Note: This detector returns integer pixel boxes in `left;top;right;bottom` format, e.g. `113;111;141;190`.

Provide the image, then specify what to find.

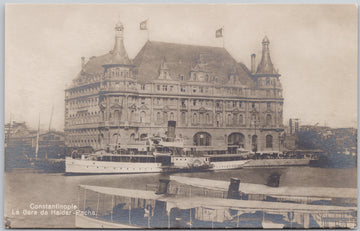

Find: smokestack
81;57;85;70
251;54;256;74
155;179;170;195
167;120;176;142
227;177;241;199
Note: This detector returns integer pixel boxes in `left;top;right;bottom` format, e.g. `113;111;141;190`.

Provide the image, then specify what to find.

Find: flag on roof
216;28;223;38
140;20;148;30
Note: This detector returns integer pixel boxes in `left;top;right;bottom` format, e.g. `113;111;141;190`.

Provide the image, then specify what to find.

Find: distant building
5;121;65;159
288;118;300;134
332;128;357;156
64;21;285;152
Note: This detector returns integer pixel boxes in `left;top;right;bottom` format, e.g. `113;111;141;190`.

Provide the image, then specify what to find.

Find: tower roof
256;36;279;76
106;21;131;66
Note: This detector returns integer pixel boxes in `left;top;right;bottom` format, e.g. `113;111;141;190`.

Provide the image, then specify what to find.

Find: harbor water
4;166;357;228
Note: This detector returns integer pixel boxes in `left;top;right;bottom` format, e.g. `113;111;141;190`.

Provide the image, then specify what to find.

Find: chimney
227;177;241;199
81;57;85;70
251;54;256;74
155;178;170;195
167;121;176;142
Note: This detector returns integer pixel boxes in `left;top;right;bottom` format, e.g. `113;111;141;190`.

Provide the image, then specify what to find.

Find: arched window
193;113;198;124
252;135;258;152
130;110;135;122
239;114;244;125
228;133;245;148
170;112;174;120
266;135;273;148
216;113;221;127
227;114;232;126
156;112;161;122
140;111;146;123
233;114;237;125
266;77;270;85
114;110;120;121
194;132;211;146
181;112;186;124
266;114;272;126
206;113;210;124
163;112;168;122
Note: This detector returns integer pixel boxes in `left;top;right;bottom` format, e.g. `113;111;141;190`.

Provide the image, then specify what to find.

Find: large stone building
64;21;284;152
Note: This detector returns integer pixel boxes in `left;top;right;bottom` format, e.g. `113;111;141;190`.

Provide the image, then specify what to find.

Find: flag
140;20;148;30
216;28;223;38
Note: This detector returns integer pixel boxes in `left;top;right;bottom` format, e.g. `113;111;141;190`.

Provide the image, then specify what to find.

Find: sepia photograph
3;3;358;229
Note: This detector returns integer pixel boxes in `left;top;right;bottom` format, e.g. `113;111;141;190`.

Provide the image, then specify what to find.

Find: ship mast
45;106;54;159
35;114;40;160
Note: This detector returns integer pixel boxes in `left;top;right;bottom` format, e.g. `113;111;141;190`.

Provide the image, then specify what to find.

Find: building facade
64;21;284;152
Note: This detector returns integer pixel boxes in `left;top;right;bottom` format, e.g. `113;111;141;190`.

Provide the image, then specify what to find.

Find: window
193;88;197;93
252;103;255;108
266;78;270;85
181;112;186;124
239;114;244;125
267;102;271;110
169;86;173;92
233;101;236;107
114;110;120;121
156;112;161;122
181;99;186;107
266;114;272;126
239;102;242;108
193;100;197;106
141;85;146;90
170;112;174;120
266;135;273;148
180;75;184;81
181;87;186;92
157;85;160;91
140;111;146;123
163;85;167;91
193;113;198;124
193;132;211;146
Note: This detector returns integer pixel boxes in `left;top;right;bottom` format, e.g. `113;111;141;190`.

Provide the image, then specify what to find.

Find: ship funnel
155;178;170;195
167;120;176;142
227;177;241;199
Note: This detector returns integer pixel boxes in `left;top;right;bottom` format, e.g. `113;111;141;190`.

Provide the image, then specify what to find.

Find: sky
5;4;358;130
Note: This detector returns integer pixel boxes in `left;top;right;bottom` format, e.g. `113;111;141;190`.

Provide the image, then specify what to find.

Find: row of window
68;86;100;97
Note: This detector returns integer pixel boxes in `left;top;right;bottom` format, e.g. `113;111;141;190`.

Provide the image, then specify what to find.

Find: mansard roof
133;41;254;86
74;40;255;87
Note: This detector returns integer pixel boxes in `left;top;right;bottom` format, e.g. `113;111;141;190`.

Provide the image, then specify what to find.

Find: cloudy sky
5;4;358;130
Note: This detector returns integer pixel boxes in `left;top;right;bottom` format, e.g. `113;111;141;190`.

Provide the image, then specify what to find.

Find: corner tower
255;36;282;91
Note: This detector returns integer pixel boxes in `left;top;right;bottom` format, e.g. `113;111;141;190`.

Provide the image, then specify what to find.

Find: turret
254;36;282;89
111;21;131;65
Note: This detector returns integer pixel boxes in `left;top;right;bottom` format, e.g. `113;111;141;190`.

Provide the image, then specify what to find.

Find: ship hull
211;160;249;170
65;157;162;174
243;158;311;167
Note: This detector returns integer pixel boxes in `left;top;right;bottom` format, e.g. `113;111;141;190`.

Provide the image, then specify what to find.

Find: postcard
4;3;357;229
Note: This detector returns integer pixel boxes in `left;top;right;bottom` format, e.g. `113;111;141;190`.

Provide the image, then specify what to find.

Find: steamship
65;121;250;174
65;121;319;174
